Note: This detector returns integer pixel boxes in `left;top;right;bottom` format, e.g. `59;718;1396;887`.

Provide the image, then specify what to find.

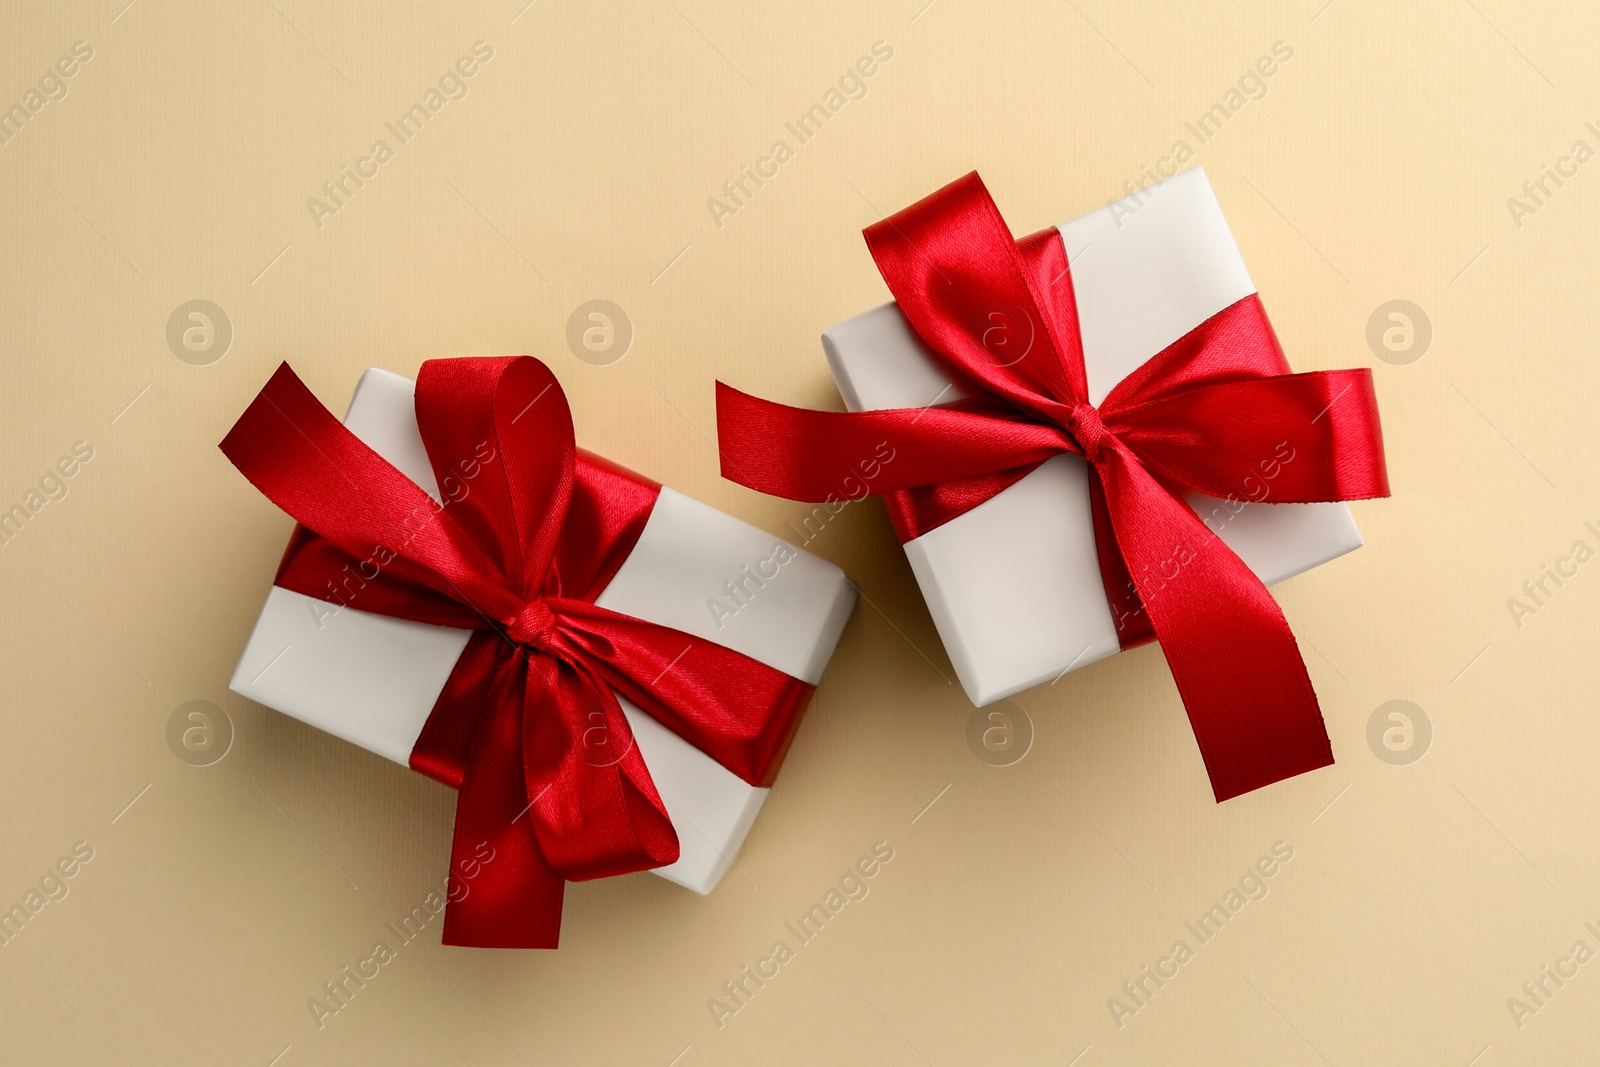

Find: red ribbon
716;172;1389;801
222;357;812;947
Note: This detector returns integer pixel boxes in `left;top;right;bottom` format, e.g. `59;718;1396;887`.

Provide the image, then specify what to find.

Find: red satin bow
716;172;1389;801
222;357;812;947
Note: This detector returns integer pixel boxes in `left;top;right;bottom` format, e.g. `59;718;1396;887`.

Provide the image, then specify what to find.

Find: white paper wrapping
822;167;1361;706
231;368;856;894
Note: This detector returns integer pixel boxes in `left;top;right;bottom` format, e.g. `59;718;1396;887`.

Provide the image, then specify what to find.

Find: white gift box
231;368;856;893
822;167;1361;707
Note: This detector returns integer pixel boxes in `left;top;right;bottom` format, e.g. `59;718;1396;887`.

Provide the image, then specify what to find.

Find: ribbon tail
219;362;523;624
715;382;1072;502
1096;446;1333;800
435;641;566;949
1087;471;1155;649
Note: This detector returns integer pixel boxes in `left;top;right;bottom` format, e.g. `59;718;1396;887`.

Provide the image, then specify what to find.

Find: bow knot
1064;402;1112;462
507;597;559;651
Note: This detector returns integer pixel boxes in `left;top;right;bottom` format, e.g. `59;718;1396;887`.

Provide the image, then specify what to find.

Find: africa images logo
706;841;895;1029
305;41;495;230
1106;841;1294;1030
705;40;894;230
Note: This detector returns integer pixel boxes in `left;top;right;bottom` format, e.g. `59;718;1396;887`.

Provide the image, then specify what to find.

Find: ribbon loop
717;172;1390;801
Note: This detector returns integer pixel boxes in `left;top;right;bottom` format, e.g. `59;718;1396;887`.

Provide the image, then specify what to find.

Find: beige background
1;0;1596;1063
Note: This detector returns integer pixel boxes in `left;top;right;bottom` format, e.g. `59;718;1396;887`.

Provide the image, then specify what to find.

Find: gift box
818;167;1360;706
715;168;1388;800
225;359;855;945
